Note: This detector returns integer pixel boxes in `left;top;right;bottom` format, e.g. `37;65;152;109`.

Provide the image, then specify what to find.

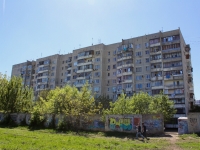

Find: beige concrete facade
11;29;194;126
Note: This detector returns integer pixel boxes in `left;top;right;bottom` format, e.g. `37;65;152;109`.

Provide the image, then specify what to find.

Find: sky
0;0;200;99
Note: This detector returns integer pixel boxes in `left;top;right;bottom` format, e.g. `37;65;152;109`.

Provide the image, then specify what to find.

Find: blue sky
0;0;199;99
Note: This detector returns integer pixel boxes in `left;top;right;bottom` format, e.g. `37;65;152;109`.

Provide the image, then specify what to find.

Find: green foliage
0;74;33;113
103;92;176;121
95;95;112;114
56;117;68;131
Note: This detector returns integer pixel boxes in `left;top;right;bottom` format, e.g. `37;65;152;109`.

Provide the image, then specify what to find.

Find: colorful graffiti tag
144;119;162;129
82;120;105;130
178;120;188;134
109;117;132;131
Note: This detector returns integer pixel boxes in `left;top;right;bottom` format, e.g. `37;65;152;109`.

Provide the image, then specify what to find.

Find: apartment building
11;29;194;128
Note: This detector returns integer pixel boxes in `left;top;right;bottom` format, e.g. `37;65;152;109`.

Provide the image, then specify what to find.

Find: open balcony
77;50;94;60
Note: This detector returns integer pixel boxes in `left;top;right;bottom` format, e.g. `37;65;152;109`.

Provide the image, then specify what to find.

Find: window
62;67;63;70
52;66;55;70
95;72;100;77
108;59;110;62
113;58;116;61
96;51;100;55
136;51;142;56
107;65;110;70
146;58;150;63
51;73;54;76
108;52;110;55
108;73;110;76
50;78;55;82
94;87;100;92
146;66;150;71
145;50;150;55
136;67;142;72
113;50;116;55
95;58;100;62
136;84;142;89
113;80;116;84
145;42;149;47
113;72;116;76
95;65;100;69
146;74;151;79
62;61;64;64
108;88;110;91
61;73;63;76
113;65;116;69
74;62;77;66
74;56;78;59
136;59;142;64
146;83;151;88
136;75;143;80
135;44;141;49
73;75;77;79
94;79;100;84
61;79;62;83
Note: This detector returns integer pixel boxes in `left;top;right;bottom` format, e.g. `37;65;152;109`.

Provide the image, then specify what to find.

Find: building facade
11;29;194;128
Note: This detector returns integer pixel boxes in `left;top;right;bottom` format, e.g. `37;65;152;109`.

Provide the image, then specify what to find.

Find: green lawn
177;134;200;150
0;127;168;150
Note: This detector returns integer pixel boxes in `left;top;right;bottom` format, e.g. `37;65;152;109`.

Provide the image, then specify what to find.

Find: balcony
117;64;134;69
151;76;163;81
37;75;48;79
150;59;162;63
37;69;49;74
164;84;184;89
168;93;185;99
152;85;163;90
174;104;186;108
77;68;93;73
150;42;160;47
77;61;93;66
75;83;84;87
150;51;161;55
151;67;162;72
162;39;180;45
162;47;181;53
124;87;133;92
163;57;182;63
163;66;182;71
122;79;133;83
117;56;133;62
77;54;93;60
117;71;133;77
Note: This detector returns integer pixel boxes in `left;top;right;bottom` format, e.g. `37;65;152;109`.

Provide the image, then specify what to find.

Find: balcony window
112;87;116;92
163;61;182;68
124;75;132;80
149;38;160;45
113;57;116;61
73;75;77;79
162;35;179;43
146;83;151;88
96;51;100;55
135;51;142;56
94;79;100;84
135;44;141;49
150;54;162;61
95;65;100;70
150;46;161;53
146;66;150;71
151;71;162;77
145;42;149;47
152;89;163;95
163;52;181;59
113;65;116;69
152;81;162;87
94;87;100;92
95;72;100;77
164;70;182;76
145;50;150;54
146;58;150;63
151;63;162;69
176;108;185;114
125;83;132;88
162;43;180;51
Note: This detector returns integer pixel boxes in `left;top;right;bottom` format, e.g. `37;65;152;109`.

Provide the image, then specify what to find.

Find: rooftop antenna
92;38;93;45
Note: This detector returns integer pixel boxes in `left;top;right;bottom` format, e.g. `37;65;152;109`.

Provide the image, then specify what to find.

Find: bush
0;114;18;127
29;111;46;129
56;117;68;131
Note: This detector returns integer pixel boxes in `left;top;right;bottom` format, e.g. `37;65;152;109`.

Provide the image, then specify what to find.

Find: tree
0;74;33;113
149;93;177;121
95;95;112;114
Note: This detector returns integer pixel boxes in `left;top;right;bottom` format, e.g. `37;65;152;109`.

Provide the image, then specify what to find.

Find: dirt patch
162;132;182;150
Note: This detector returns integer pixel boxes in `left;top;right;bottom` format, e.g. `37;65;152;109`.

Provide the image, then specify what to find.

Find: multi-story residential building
11;29;194;128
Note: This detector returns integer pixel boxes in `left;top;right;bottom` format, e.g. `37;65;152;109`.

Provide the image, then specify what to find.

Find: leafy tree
149;93;176;121
0;74;33;113
95;95;112;114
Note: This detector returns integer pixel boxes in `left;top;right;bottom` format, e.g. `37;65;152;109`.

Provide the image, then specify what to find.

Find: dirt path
163;132;182;150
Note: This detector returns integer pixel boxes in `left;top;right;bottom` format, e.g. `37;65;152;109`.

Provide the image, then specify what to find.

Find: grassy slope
177;134;200;150
0;127;168;150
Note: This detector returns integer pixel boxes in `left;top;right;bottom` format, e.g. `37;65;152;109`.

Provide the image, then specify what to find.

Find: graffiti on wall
144;119;162;129
189;118;198;131
109;117;133;131
82;120;105;130
178;120;188;134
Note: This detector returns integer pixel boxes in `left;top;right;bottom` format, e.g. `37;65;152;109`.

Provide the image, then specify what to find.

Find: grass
0;127;168;150
177;133;200;150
